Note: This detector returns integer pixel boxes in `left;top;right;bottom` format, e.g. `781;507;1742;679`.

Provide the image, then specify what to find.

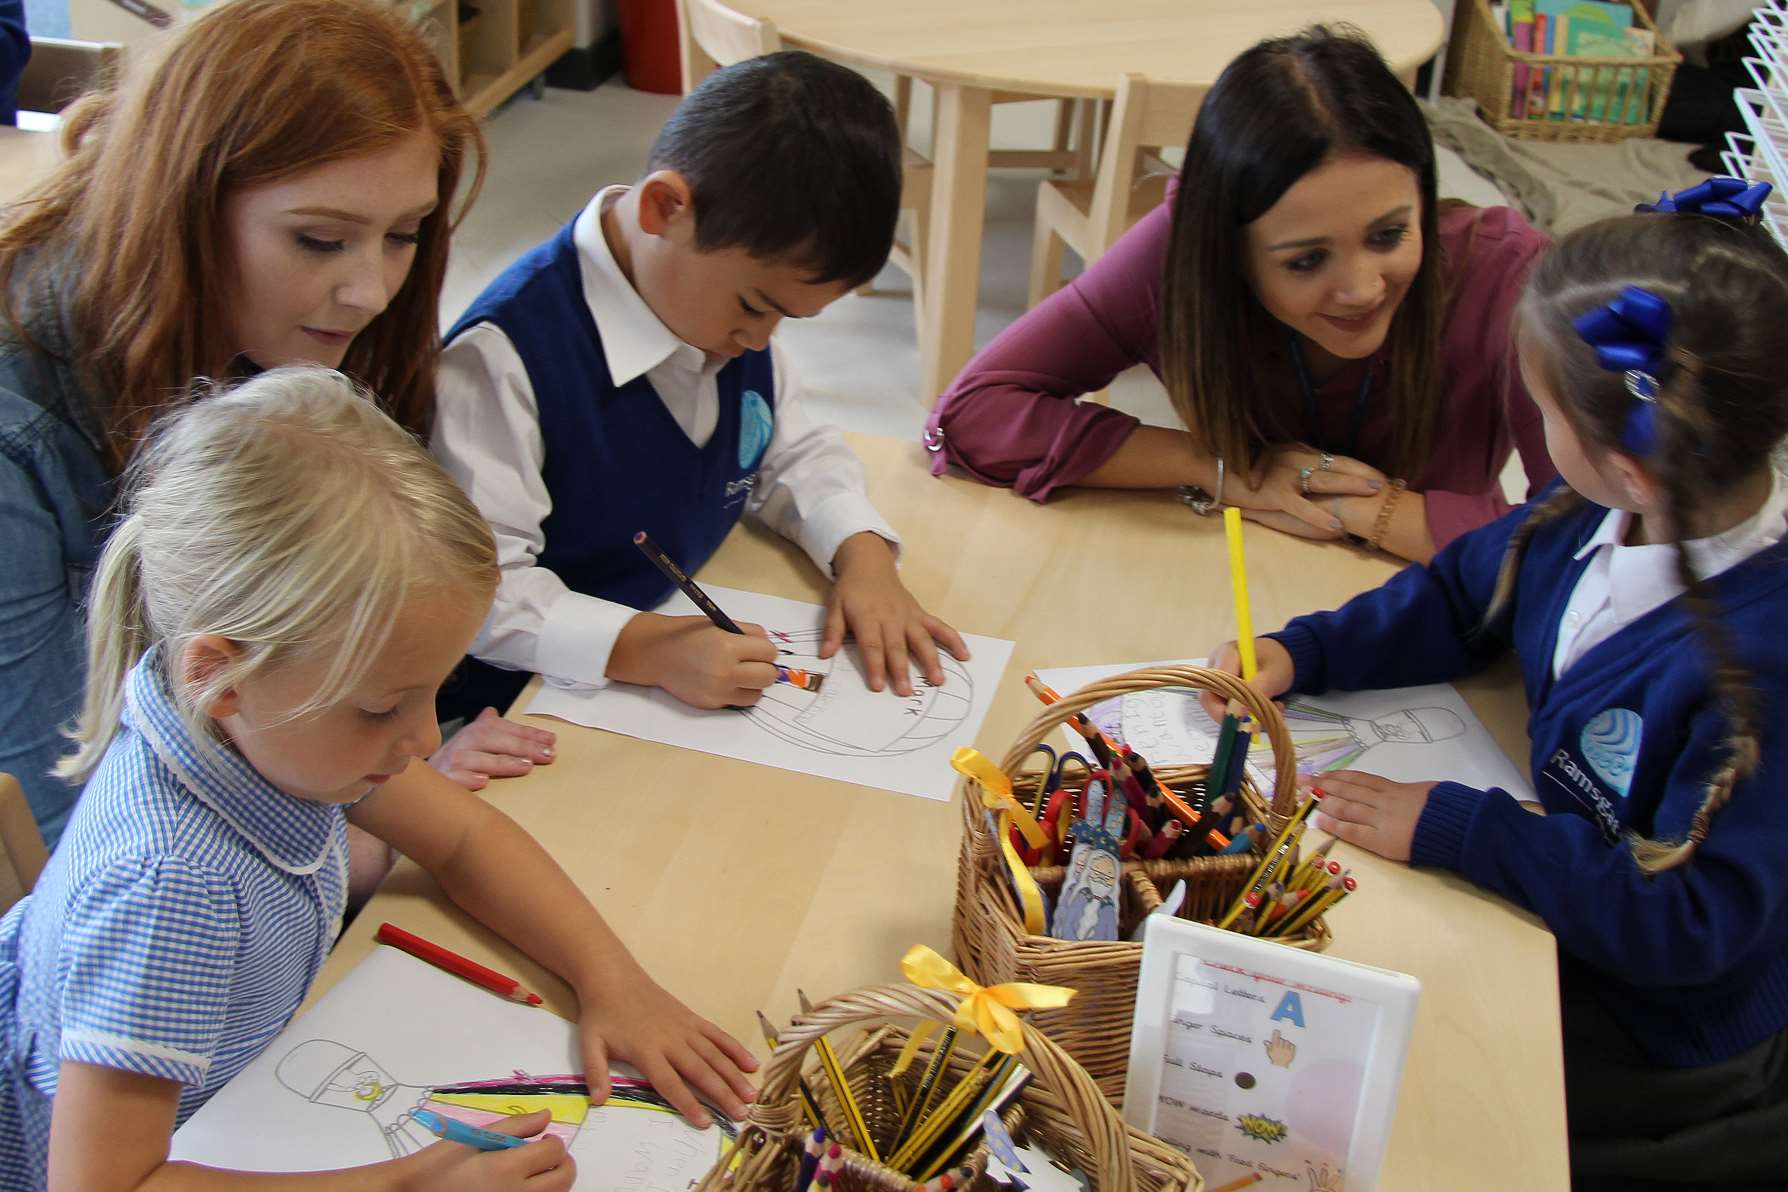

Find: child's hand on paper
1306;771;1435;863
825;531;969;697
576;966;760;1129
404;1109;576;1190
609;612;779;709
1199;637;1295;722
430;707;558;791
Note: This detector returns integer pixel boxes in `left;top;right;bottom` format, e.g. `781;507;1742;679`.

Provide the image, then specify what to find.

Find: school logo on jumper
738;389;773;470
1580;708;1642;799
1542;747;1623;844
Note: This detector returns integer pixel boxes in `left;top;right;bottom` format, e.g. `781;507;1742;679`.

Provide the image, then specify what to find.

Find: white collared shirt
1552;473;1788;679
432;187;899;691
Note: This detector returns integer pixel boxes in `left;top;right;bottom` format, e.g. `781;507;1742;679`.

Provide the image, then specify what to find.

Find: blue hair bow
1636;176;1773;220
1571;286;1673;455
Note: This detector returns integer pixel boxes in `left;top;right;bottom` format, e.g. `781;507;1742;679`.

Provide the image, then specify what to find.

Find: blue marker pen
409;1108;529;1150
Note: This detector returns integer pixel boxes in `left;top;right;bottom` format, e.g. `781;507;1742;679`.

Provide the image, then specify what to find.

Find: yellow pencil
1274;874;1356;938
891;1050;1005;1173
755;1010;825;1131
798;990;878;1161
1224;507;1257;680
912;1054;1020;1181
1216;793;1321;929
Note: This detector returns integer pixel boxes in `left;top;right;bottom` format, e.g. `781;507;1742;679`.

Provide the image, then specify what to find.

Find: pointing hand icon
1264;1029;1296;1068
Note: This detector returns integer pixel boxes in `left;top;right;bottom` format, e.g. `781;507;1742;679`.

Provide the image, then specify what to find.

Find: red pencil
375;922;543;1006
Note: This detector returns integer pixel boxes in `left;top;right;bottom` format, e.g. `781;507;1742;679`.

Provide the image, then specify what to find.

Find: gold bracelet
1368;479;1408;552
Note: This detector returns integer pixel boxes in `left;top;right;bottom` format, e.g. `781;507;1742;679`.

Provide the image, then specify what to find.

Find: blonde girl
1205;180;1788;1189
0;369;756;1192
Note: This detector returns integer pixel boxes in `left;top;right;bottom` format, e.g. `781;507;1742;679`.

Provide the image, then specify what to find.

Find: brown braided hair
1494;213;1788;873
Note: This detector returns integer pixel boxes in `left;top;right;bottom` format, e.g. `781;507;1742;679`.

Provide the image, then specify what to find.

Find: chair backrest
675;0;781;94
1086;73;1206;255
0;775;49;914
16;36;123;116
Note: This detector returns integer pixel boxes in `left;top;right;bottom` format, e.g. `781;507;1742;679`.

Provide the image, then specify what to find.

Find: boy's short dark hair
646;50;902;289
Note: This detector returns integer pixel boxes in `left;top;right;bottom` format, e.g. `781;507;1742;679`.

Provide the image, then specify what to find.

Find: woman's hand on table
430;707;557;791
1306;771;1435;863
574;964;760;1129
1199;637;1296;722
1231;445;1386;540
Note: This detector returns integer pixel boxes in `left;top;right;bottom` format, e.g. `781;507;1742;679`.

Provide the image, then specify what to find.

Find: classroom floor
448;75;1514;447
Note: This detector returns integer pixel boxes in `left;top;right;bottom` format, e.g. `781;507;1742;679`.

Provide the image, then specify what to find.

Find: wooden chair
1027;73;1204;310
0;775;49;915
16;36;122;116
675;0;933;336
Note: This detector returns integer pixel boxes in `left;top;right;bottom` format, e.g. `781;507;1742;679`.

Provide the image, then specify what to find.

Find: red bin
619;0;684;95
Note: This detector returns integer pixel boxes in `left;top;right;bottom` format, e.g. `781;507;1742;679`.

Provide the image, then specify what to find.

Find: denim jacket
0;260;114;848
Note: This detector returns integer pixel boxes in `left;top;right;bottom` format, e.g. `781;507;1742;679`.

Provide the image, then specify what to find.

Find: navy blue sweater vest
1271;482;1788;1068
440;219;775;716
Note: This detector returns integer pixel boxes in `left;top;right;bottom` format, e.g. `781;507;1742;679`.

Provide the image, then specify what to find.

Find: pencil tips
797;988;815;1014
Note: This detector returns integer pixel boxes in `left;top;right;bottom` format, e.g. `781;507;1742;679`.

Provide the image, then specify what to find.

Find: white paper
527;586;1015;801
172;947;730;1190
1034;660;1536;803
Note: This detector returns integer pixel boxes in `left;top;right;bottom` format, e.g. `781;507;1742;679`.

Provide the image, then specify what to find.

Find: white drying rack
1729;0;1788;245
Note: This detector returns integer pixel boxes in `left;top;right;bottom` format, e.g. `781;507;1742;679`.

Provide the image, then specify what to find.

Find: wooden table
0;127;57;206
312;435;1567;1190
722;0;1447;403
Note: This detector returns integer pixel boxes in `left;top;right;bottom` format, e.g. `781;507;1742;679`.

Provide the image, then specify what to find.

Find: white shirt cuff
533;589;642;690
795;492;903;577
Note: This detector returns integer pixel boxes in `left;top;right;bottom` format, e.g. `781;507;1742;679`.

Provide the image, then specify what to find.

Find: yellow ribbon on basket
901;945;1076;1054
951;748;1049;934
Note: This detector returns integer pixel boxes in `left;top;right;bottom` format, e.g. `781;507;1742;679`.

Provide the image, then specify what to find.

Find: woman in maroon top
924;27;1554;563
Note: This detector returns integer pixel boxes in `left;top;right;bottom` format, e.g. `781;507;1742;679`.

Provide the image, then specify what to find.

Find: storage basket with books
1445;0;1681;141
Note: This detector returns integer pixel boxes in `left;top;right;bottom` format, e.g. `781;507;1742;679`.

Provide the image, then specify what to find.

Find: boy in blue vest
432;51;966;717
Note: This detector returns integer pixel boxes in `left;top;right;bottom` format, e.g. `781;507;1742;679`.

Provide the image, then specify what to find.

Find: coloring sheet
527;586;1015;801
171;947;731;1191
1033;660;1536;804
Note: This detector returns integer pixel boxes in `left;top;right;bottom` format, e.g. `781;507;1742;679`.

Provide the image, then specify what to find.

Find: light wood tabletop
311;434;1568;1190
721;0;1447;405
0;126;58;207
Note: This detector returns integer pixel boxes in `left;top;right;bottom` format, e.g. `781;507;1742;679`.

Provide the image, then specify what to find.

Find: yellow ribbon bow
900;945;1075;1054
952;748;1047;849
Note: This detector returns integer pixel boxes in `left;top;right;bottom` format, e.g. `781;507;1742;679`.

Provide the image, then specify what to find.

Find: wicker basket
693;984;1201;1192
1443;0;1680;142
952;666;1331;1104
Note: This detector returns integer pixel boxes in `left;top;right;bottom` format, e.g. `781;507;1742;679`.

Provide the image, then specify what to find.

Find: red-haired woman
0;0;552;848
925;27;1556;566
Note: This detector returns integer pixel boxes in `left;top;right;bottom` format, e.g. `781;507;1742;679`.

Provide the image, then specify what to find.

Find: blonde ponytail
57;515;151;780
55;367;497;779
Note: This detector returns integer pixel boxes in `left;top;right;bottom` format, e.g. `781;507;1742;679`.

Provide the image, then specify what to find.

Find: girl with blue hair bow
1200;178;1788;1190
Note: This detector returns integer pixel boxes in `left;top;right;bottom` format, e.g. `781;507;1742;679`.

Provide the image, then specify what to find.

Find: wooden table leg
918;83;992;406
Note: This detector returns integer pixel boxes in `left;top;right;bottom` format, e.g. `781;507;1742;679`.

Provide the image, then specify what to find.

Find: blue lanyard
1287;332;1374;460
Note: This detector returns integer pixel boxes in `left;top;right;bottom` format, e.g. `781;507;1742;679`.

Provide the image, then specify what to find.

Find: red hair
0;0;485;469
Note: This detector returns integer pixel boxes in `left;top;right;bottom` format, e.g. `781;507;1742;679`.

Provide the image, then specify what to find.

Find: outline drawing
742;628;976;758
276;1039;733;1172
1088;690;1463;793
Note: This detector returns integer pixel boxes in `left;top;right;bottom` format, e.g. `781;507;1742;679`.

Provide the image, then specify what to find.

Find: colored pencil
375;922;542;1005
798;990;878;1161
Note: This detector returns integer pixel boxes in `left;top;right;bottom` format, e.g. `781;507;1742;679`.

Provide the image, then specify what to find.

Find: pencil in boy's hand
375;922;542;1005
632;529;744;634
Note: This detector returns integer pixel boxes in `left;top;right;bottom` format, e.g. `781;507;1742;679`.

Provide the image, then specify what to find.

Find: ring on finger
1318;452;1334;472
1298;465;1315;496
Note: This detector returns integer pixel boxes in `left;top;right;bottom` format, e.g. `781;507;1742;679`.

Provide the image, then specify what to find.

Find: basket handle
762;985;1139;1192
999;665;1299;822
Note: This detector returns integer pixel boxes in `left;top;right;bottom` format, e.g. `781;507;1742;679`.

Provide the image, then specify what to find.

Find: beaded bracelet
1368;479;1408;552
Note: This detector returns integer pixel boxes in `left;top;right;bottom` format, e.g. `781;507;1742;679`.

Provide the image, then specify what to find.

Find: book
1510;0;1536;117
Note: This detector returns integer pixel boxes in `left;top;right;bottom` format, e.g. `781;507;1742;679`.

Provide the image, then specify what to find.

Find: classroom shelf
404;0;574;119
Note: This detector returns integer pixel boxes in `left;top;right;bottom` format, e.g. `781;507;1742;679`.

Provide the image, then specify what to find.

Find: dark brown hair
0;0;485;470
1493;211;1788;872
1158;25;1445;478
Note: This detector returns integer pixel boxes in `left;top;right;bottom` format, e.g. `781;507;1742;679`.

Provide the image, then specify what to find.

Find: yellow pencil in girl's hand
1223;506;1258;680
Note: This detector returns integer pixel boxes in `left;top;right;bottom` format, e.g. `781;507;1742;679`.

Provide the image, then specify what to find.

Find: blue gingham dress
0;648;351;1189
